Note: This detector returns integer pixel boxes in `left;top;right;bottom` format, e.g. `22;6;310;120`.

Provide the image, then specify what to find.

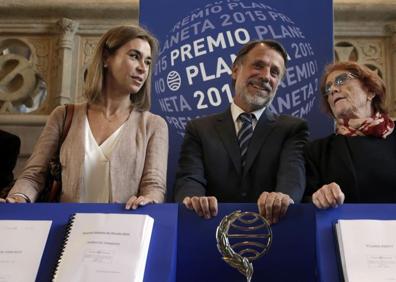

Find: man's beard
242;92;275;111
242;78;277;111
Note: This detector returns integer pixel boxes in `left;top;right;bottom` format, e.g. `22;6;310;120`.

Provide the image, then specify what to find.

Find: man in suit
174;40;309;224
0;130;21;195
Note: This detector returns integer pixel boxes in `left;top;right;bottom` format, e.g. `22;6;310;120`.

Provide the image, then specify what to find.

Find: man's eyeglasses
323;72;357;96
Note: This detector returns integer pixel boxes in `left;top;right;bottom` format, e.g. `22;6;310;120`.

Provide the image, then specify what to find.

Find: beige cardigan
10;103;168;203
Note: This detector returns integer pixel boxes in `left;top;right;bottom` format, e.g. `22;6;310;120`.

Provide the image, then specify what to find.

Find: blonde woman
3;26;168;209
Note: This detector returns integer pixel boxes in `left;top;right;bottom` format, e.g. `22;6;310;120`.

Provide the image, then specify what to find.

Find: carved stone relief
28;37;54;113
385;24;396;117
0;38;48;113
51;18;79;106
335;38;385;76
75;37;99;102
334;37;395;114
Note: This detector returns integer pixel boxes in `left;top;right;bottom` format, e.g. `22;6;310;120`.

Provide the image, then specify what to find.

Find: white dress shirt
230;102;266;134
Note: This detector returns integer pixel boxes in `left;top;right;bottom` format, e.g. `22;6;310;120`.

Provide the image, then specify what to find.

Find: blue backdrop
140;0;334;200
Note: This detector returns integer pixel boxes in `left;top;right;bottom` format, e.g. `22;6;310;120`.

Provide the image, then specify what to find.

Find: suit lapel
243;109;276;174
215;108;242;174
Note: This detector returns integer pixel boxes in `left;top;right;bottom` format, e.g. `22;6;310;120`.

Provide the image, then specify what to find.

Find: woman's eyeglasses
323;72;357;96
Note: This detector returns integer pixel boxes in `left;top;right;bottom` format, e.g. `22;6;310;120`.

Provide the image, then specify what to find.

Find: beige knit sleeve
9;106;66;202
138;114;169;203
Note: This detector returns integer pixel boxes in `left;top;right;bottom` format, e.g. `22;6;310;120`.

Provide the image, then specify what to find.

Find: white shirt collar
230;102;266;122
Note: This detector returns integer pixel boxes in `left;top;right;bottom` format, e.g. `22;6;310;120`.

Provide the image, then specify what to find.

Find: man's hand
182;196;218;219
257;192;294;224
312;182;345;209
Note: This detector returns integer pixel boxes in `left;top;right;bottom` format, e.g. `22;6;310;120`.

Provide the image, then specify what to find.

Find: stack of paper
53;213;154;282
335;219;396;282
0;220;52;282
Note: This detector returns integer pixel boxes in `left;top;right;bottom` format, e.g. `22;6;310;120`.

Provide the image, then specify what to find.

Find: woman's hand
312;182;345;209
125;195;155;210
0;195;28;203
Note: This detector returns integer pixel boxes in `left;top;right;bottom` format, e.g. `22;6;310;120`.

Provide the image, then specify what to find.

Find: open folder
335;219;396;282
53;213;154;282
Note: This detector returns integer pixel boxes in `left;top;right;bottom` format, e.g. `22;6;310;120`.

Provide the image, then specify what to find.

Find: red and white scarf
336;112;395;138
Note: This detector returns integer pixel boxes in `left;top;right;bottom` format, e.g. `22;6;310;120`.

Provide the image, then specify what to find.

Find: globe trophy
216;210;272;282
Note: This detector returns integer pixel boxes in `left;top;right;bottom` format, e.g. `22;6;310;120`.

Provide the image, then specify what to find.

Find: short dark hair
231;40;288;87
320;61;387;116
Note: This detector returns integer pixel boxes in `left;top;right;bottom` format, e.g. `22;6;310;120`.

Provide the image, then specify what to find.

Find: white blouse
80;117;125;203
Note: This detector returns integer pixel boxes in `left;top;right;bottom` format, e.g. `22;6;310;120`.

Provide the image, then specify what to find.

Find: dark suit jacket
0;130;21;190
174;108;308;203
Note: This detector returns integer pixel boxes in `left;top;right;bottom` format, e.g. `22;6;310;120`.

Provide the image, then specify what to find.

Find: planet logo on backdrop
152;0;320;137
166;71;182;91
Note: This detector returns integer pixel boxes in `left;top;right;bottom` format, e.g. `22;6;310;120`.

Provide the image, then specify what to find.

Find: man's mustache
248;78;272;92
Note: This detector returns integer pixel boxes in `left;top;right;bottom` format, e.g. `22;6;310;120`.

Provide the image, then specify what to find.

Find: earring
104;63;108;68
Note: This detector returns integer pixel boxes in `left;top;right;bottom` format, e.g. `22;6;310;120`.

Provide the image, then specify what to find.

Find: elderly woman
2;25;168;209
305;61;396;209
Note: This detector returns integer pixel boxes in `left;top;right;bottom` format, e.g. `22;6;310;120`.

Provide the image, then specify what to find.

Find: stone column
386;24;396;116
53;18;79;106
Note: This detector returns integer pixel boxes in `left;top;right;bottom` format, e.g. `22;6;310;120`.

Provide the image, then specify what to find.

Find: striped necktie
238;113;254;168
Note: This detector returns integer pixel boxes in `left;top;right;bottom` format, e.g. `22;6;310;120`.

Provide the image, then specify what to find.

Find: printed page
0;220;52;282
336;220;396;282
53;213;154;282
